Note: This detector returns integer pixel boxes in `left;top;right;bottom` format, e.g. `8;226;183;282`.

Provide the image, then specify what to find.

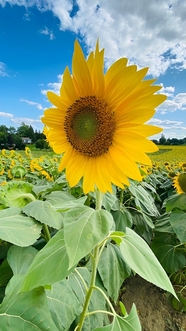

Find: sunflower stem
42;224;51;242
77;246;99;331
77;188;105;330
95;188;103;210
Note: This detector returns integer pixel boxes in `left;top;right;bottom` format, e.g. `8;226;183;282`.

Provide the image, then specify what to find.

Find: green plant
0;176;177;330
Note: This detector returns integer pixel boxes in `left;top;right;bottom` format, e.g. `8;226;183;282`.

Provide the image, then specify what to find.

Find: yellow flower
25;146;32;157
173;173;186;194
42;40;166;194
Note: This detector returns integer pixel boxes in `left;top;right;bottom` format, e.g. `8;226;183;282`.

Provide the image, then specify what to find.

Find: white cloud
41;74;62;96
39;27;55;40
157;87;186;114
1;0;186;76
149;118;186;139
43;0;186;76
11;117;42;128
0;111;14;118
20;99;43;110
0;62;8;76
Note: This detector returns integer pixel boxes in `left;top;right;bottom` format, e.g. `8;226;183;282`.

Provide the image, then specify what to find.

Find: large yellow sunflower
41;40;166;194
173;173;186;194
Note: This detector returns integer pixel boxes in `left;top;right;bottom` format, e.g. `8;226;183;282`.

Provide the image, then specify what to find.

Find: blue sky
0;0;186;140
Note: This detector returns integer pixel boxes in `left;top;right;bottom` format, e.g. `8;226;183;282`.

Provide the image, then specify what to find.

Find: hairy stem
77;246;99;330
43;224;51;242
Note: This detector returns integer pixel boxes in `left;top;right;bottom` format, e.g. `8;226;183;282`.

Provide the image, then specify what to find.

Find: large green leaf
129;182;159;217
46;280;82;331
117;228;176;297
0;181;35;208
170;210;186;243
151;233;186;273
0;276;59;331
64;207;114;268
154;213;173;233
21;229;74;292
0;259;13;287
166;193;186;212
23;200;64;229
93;304;141;330
0;207;42;246
98;244;131;302
112;209;133;232
7;246;38;275
45;191;87;211
68;267;108;331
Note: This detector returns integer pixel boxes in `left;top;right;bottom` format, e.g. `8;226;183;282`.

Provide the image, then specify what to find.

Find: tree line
0;124;186;151
152;134;186;146
0;123;49;150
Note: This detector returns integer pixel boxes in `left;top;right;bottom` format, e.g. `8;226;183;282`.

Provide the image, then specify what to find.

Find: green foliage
0;165;184;330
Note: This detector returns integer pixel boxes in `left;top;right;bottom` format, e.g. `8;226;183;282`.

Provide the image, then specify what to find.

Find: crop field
0;146;186;330
150;145;186;163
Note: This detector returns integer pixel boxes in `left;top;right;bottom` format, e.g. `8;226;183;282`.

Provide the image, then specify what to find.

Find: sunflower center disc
64;96;115;157
178;173;186;193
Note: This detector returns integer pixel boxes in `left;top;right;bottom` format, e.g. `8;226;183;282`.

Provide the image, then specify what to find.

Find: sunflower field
0;40;186;330
0;145;186;330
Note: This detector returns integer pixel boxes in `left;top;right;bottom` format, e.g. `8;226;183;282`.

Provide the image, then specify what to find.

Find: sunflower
173;173;186;194
41;40;166;194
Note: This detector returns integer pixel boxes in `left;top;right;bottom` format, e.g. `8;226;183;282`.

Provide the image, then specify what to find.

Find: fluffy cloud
41;74;63;96
0;111;13;118
1;0;186;76
11;117;42;129
20;99;44;110
39;27;55;40
157;85;186;114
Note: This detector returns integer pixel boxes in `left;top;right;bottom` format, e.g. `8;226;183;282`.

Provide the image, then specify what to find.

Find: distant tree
152;139;158;145
17;122;31;137
14;135;26;150
0;125;8;135
7;126;17;135
159;134;167;145
0;132;7;148
28;125;36;143
35;130;45;141
35;139;49;149
170;138;179;145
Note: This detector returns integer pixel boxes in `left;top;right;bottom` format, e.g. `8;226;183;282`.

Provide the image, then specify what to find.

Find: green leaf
0;181;35;208
7;246;38;275
102;191;119;212
21;229;74;292
0;259;13;287
0;276;59;331
68;267;108;330
119;228;177;297
169;211;186;243
112;209;133;232
0;207;42;246
151;233;186;273
129;182;159;217
98;244;131;302
45;191;87;211
155;213;173;233
46;280;82;331
165;193;186;212
64;207;114;268
93;304;141;330
23;200;64;229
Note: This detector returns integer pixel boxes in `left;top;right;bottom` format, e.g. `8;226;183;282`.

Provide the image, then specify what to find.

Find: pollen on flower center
64;96;115;157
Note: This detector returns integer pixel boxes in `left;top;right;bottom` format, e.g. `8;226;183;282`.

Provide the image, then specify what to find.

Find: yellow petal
72;40;92;96
60;66;78;105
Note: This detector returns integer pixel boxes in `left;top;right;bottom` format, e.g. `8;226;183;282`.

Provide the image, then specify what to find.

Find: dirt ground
120;275;186;331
